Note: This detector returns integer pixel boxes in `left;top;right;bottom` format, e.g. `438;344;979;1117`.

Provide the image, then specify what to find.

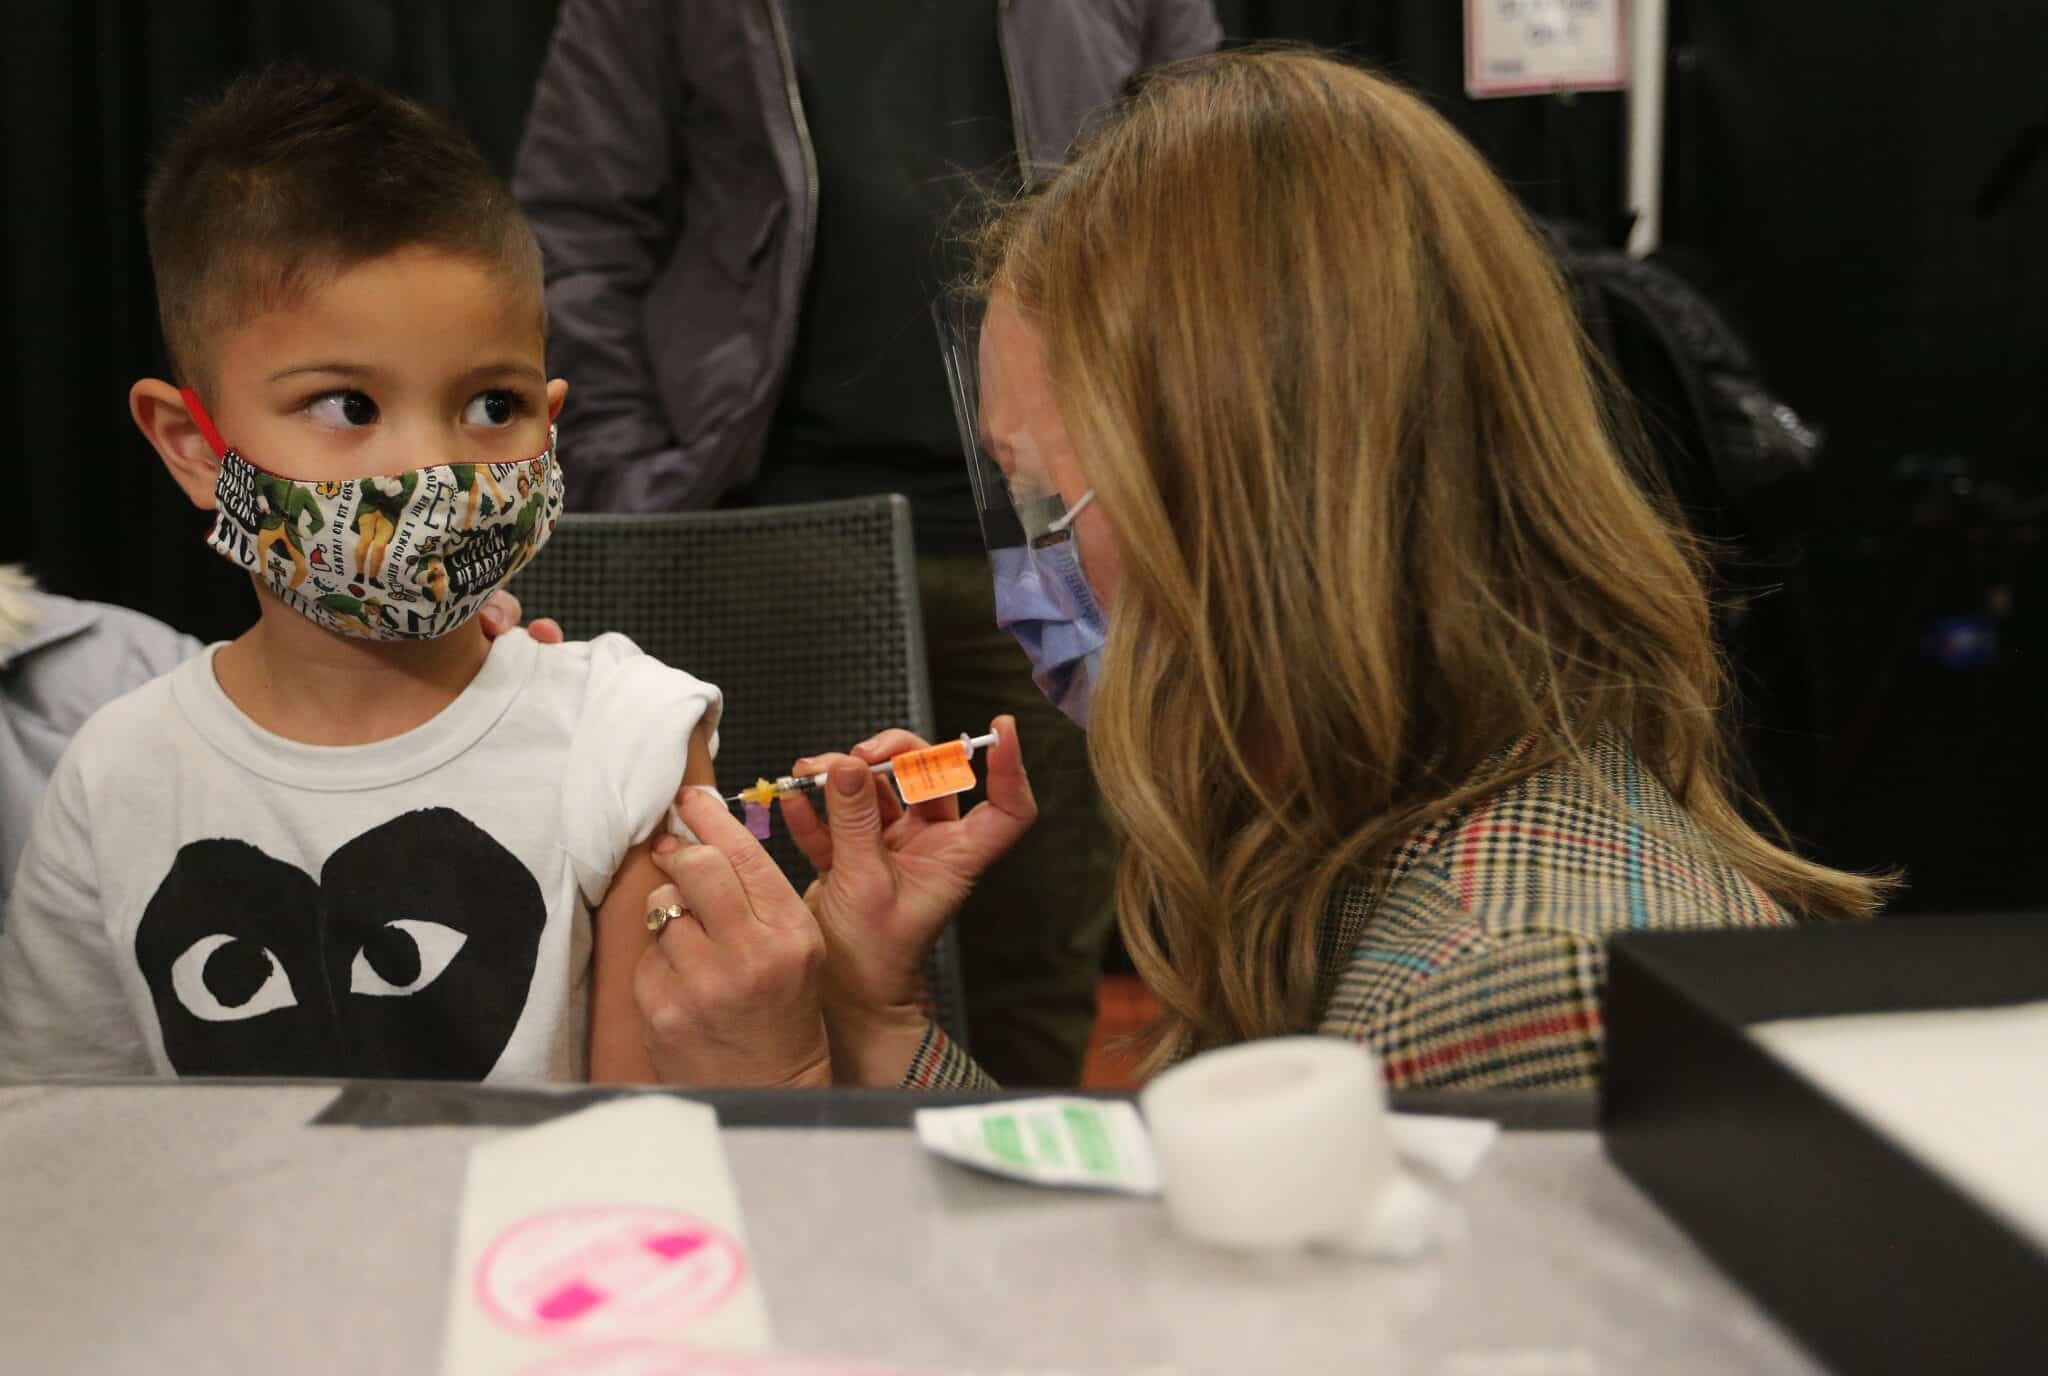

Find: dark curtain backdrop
1223;0;1627;233
7;1;2043;907
1661;3;2048;906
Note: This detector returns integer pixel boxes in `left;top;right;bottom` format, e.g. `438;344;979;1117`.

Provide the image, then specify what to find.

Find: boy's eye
463;390;522;428
307;391;379;428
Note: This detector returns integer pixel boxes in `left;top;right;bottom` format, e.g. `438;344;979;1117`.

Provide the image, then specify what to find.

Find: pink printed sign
518;1343;925;1376
475;1205;748;1338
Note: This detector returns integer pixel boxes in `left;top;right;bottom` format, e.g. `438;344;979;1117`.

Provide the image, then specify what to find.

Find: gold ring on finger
646;902;687;934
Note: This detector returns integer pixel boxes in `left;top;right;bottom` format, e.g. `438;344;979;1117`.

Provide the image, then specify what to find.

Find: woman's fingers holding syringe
850;729;969;828
851;728;930;762
785;721;1001;870
961;716;1037;856
780;779;833;874
782;750;902;875
838;747;911;830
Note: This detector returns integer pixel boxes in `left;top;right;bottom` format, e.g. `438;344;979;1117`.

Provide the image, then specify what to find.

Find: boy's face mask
180;389;563;642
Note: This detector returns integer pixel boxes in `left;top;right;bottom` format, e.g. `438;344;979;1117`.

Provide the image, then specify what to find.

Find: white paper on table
914;1096;1500;1262
464;1344;929;1376
1388;1113;1502;1186
1751;999;2048;1254
1331;1117;1499;1261
440;1096;773;1376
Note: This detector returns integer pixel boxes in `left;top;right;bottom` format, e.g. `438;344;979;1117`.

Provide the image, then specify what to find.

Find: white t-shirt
0;630;718;1084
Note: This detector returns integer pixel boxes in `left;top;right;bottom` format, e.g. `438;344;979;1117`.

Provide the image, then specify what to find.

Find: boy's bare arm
588;719;717;1083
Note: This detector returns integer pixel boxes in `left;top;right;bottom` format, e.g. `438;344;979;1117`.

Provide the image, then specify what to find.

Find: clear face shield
935;296;1091;554
933;294;1107;727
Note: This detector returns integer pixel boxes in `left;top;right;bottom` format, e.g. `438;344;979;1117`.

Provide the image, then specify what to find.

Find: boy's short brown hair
144;65;542;389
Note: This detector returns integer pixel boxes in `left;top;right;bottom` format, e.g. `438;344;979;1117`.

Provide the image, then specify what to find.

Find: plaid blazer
904;732;1794;1092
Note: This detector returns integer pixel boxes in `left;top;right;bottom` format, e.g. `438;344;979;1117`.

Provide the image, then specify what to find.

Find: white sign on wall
1466;0;1629;99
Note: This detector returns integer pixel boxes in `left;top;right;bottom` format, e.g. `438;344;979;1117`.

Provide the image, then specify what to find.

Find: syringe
726;731;1001;808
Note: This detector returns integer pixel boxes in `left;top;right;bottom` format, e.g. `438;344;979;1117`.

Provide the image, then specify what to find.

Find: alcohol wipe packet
913;1098;1162;1195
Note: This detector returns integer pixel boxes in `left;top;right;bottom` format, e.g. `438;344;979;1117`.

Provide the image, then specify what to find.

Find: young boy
0;69;716;1083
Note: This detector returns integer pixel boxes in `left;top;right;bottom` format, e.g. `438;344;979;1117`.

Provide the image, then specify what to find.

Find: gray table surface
0;1082;1823;1375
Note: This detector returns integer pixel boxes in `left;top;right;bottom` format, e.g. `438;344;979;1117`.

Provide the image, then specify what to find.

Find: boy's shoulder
524;631;720;716
524;628;651;678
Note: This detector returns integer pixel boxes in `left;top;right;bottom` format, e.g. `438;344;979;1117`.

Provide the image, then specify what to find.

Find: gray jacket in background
1;592;200;917
515;0;1223;513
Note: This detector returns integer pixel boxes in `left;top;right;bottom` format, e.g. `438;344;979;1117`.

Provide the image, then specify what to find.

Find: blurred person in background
515;0;1222;1085
0;568;198;915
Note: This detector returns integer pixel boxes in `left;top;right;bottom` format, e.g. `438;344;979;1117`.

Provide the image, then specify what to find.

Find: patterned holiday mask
180;389;564;641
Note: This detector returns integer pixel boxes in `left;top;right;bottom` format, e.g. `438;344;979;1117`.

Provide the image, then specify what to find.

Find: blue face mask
992;494;1106;727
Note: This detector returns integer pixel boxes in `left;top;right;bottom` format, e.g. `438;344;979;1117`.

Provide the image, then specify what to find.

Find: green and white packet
913;1097;1163;1195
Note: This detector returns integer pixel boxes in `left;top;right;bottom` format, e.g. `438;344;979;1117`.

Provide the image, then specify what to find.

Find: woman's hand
780;715;1037;1083
632;788;831;1088
478;589;564;644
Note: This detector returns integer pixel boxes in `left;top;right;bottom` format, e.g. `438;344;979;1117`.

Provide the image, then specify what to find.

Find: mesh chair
511;496;969;1050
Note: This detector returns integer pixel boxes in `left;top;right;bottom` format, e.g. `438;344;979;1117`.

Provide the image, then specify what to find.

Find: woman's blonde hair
974;50;1888;1068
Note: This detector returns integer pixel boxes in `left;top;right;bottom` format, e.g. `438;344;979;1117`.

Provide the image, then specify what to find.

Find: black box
1601;915;2048;1376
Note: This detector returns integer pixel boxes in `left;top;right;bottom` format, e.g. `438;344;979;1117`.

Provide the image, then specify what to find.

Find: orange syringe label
891;739;977;805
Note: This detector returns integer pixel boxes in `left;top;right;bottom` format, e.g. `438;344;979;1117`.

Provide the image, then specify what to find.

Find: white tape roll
1138;1037;1395;1251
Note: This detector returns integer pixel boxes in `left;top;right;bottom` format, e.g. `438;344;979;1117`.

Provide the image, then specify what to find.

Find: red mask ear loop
178;388;230;459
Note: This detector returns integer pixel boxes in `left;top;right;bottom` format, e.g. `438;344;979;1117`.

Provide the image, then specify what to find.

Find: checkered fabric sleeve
1318;731;1794;1089
1319;866;1604;1089
1341;917;1609;1089
900;1018;999;1091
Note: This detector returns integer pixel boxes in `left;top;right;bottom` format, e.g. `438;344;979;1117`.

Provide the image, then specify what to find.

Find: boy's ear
546;377;568;424
130;380;221;511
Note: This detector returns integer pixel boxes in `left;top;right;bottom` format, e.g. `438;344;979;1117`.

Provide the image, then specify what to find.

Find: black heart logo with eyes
134;808;546;1079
